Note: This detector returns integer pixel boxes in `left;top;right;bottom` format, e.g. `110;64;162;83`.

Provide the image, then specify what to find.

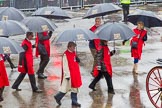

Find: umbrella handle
75;41;77;54
114;40;115;50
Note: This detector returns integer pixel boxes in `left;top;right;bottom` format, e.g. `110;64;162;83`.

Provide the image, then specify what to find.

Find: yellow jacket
120;0;131;4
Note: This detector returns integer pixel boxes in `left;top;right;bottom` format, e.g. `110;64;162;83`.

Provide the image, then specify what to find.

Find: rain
0;1;162;108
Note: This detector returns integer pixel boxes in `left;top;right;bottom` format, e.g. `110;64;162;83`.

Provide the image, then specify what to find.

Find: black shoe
0;97;3;102
12;87;21;91
72;102;81;107
108;90;115;94
54;95;61;105
11;65;17;69
38;73;47;79
33;89;43;93
89;85;96;91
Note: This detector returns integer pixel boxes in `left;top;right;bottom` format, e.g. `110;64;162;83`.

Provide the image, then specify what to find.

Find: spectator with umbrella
93;22;135;93
35;26;53;79
89;40;116;94
130;21;147;74
89;17;102;76
12;32;42;93
0;37;24;103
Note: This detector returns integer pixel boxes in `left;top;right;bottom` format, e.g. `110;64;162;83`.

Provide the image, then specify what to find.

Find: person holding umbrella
89;40;115;94
89;17;102;75
131;21;147;74
12;32;42;93
0;54;9;102
120;0;131;23
54;42;82;107
35;29;53;79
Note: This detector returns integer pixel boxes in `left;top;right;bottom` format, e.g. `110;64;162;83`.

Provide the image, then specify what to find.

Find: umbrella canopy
55;28;98;43
32;6;71;19
127;9;162;28
0;7;25;21
0;37;24;54
0;20;28;36
83;3;121;19
95;22;135;41
21;16;57;32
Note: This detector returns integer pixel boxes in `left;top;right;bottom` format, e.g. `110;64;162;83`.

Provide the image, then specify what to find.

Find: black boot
71;92;81;107
54;92;66;105
12;73;26;91
89;72;102;91
103;72;115;94
28;74;42;93
0;87;4;102
37;55;49;79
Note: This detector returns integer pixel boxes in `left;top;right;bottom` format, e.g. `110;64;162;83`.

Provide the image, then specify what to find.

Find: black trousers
12;73;38;91
89;71;114;91
122;4;129;22
37;54;49;74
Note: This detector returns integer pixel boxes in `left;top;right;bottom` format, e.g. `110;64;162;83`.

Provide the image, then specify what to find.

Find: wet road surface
1;4;162;108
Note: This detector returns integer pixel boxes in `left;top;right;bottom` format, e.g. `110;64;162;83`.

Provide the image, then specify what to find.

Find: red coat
18;39;34;75
90;25;101;51
131;28;147;59
93;45;113;78
35;31;50;57
62;50;82;88
0;55;9;88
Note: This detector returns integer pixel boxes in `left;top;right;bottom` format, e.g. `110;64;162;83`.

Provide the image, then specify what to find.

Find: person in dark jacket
89;40;115;94
35;31;53;79
12;32;42;93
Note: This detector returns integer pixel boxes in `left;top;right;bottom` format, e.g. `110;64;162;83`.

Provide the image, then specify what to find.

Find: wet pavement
1;4;162;108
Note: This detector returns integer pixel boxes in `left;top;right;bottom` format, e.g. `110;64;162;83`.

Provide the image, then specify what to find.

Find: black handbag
131;31;143;49
131;41;138;49
38;43;47;55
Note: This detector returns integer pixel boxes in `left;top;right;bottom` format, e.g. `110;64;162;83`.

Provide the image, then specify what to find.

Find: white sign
77;34;85;40
3;46;11;54
114;33;121;40
41;25;49;31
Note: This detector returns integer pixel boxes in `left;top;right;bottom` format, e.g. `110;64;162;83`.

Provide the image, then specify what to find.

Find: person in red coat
12;32;42;93
35;31;52;79
89;17;102;75
89;40;115;94
130;21;147;74
54;42;82;107
0;54;9;102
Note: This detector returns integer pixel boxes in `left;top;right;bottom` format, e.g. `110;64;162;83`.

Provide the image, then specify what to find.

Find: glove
76;56;80;63
112;50;116;54
66;78;70;80
97;66;101;70
48;31;53;37
110;50;116;56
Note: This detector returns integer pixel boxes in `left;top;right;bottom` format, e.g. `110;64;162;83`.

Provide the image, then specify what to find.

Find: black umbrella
0;20;28;36
32;6;71;19
127;9;162;28
21;17;57;32
0;7;25;21
55;28;98;43
95;22;135;41
83;3;121;19
0;37;24;54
